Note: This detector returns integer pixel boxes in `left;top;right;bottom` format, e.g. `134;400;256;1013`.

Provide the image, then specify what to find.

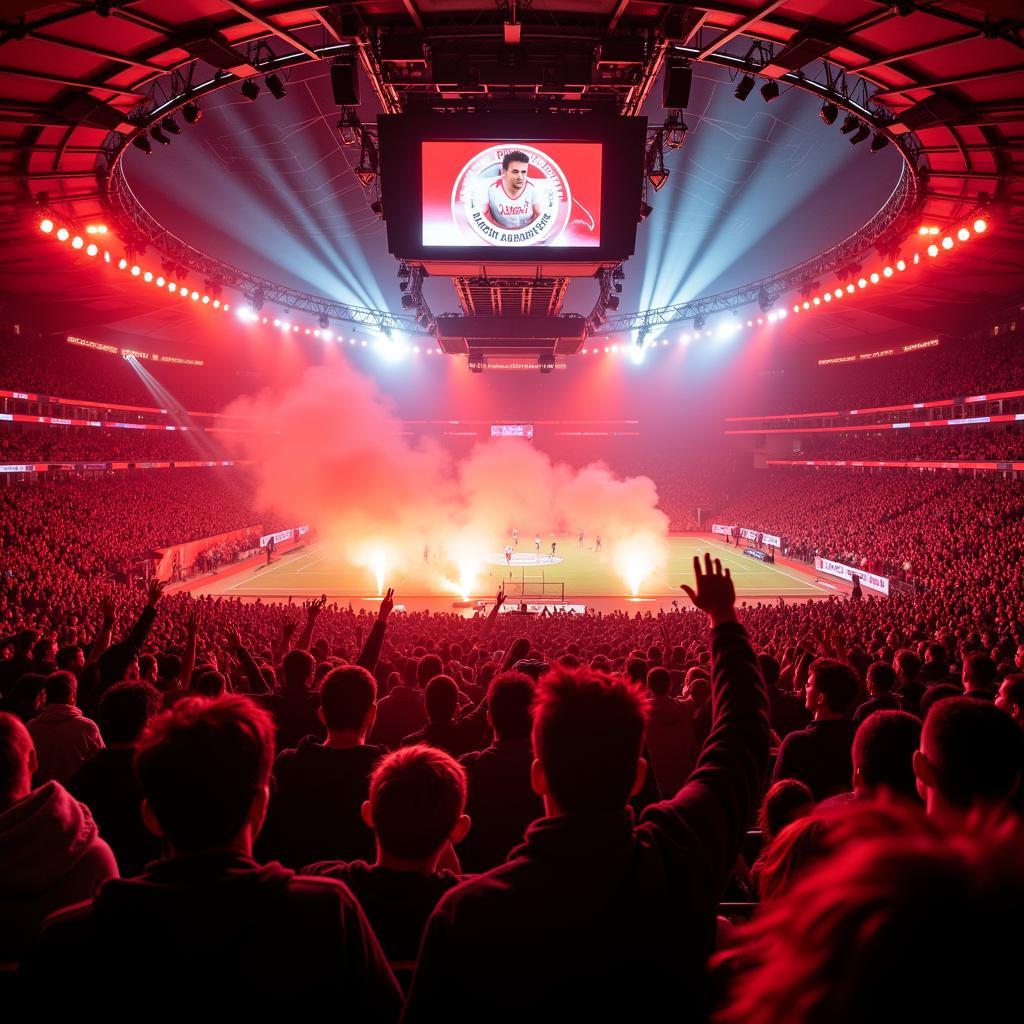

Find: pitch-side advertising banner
814;557;890;595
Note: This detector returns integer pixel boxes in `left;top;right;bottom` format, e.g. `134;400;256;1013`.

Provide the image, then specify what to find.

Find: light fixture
820;102;838;126
973;218;987;233
760;81;780;103
150;125;171;146
839;115;859;135
182;102;201;125
734;75;755;101
132;134;152;154
241;79;260;102
39;218;54;233
266;74;286;100
639;201;653;221
161;116;181;136
646;131;669;191
869;132;889;152
318;314;330;329
957;228;970;241
849;124;871;145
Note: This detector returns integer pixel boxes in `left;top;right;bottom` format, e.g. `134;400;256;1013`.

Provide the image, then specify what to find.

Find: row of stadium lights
790;219;988;316
39;217;447;353
40;215;988;357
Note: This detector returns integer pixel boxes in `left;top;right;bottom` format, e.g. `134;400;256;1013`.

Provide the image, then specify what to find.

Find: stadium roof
1;1;1021;345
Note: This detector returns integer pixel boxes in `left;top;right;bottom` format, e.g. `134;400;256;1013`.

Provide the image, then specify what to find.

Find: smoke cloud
221;361;669;597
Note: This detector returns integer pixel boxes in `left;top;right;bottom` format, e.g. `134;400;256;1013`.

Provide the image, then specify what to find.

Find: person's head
417;654;443;690
758;653;780;690
685;669;710;706
319;665;377;736
866;661;897;697
805;659;859;718
919;682;962;718
894;648;921;683
754;814;833;902
716;805;1024;1024
995;673;1024;725
425;675;458;725
56;645;85;671
138;653;158;684
6;673;47;720
914;697;1022;820
0;711;37;810
281;649;315;691
758;779;814;842
646;666;671;697
32;637;56;664
13;629;39;655
853;710;922;800
501;150;530;192
531;665;648;816
98;682;161;747
363;744;469;865
157;653;182;687
190;669;226;698
43;670;77;707
134;696;275;855
963;652;998;696
625;658;647;686
486;671;535;741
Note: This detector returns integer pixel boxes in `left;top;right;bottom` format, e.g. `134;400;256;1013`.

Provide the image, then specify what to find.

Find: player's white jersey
487;178;540;229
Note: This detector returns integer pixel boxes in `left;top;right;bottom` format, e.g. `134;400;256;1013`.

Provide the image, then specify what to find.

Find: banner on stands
260;525;310;548
711;524;736;537
712;524;781;548
814;557;890;595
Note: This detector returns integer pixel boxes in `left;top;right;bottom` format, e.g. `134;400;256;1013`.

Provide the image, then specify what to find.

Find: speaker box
331;61;359;106
663;62;692;109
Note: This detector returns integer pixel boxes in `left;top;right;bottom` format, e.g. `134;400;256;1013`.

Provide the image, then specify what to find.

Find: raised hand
146;578;168;607
495;590;506;609
680;553;737;626
99;595;116;620
378;587;395;621
186;609;200;636
306;594;327;618
226;626;242;648
281;618;298;639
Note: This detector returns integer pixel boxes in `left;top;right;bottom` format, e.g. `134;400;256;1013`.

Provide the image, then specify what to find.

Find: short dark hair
963;652;998;693
866;662;897;695
44;670;76;705
919;683;962;718
809;659;860;714
0;711;33;804
98;682;161;745
134;696;275;853
320;665;377;731
923;697;1022;809
369;744;466;859
853;710;921;799
758;779;814;841
626;658;647;685
502;150;529;170
894;649;921;680
532;665;648;814
487;671;535;740
417;654;443;689
157;654;181;680
56;645;82;670
1001;673;1024;709
647;666;671;697
425;675;458;724
190;669;226;698
282;649;315;690
758;654;780;689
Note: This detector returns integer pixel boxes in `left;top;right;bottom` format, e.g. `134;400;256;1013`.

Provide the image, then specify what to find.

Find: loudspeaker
663;62;692;109
331;61;359;106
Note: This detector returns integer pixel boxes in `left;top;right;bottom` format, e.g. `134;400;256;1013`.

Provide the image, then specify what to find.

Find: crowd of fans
0;460;1022;1011
734;329;1024;417
0;428;222;464
788;425;1024;462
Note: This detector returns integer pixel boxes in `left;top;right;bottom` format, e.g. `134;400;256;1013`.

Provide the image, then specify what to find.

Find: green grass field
191;534;836;608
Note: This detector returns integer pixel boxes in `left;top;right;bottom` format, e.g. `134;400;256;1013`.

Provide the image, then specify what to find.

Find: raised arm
294;594;326;653
356;588;393;673
641;554;771;893
84;595;116;668
479;590;506;639
226;626;270;695
180;609;199;692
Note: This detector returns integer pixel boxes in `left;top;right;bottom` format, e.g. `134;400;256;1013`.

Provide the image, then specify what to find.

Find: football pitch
191;534;838;610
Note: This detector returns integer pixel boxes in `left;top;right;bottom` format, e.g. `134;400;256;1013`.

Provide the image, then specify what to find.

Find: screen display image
490;424;535;439
422;141;602;248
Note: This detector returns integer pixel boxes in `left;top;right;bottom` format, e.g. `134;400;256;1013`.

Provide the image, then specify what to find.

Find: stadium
1;0;1023;1014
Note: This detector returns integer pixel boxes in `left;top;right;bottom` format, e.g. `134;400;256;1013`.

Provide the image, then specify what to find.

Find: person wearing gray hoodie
0;712;117;961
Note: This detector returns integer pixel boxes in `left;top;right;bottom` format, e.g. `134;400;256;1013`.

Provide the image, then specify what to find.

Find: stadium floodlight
973;218;987;233
318;314;330;329
401;294;416;309
266;74;286;100
849;124;870;145
182;102;201;125
760;81;780;103
131;134;152;155
161;116;181;136
639;201;653;221
820;102;839;126
734;75;755;101
839;115;859;135
869;132;889;153
241;79;260;102
150;125;171;146
606;295;620;311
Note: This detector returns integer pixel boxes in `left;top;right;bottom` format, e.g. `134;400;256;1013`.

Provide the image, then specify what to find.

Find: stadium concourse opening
177;533;840;613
